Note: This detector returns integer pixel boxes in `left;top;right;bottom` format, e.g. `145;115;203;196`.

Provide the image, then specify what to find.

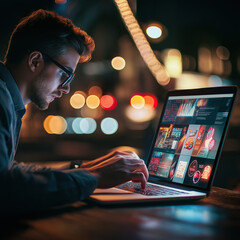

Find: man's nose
60;83;70;94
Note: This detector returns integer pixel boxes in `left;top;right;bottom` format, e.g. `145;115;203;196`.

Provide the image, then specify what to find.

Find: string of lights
114;0;170;85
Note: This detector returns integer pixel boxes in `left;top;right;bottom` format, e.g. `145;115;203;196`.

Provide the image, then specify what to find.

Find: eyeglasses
42;53;75;87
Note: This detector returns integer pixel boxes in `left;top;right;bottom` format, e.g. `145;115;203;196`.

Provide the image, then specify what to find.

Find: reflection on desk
1;187;239;240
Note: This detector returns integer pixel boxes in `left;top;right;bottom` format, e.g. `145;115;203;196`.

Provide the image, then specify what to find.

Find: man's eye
59;71;68;78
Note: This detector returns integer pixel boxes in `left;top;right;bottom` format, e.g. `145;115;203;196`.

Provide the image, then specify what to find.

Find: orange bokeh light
130;95;145;109
86;95;100;109
130;94;157;109
43;115;67;134
88;86;102;97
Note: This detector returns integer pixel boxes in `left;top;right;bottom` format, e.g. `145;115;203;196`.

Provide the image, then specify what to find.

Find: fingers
91;150;135;165
88;151;142;169
87;150;149;189
130;172;147;189
98;156;149;182
92;151;116;163
109;150;140;159
117;151;140;159
125;159;149;182
83;150;129;167
92;150;140;166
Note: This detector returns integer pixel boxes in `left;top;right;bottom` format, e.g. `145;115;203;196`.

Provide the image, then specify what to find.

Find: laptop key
117;182;188;196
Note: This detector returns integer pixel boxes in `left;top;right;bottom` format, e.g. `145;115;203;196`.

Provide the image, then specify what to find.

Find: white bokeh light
80;118;97;134
100;117;118;135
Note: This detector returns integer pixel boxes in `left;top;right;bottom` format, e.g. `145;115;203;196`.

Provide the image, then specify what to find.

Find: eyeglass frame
41;52;75;87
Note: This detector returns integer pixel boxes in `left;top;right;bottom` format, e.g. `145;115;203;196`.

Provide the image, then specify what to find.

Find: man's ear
28;51;43;72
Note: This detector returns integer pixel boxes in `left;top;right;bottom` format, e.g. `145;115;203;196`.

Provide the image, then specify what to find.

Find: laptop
89;86;238;204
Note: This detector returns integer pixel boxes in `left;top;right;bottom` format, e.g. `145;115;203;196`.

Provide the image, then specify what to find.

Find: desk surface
1;187;240;240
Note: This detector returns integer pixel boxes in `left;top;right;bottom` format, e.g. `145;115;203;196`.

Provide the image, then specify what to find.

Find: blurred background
0;0;239;190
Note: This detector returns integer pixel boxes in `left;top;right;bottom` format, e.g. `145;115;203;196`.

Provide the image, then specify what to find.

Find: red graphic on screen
188;160;198;177
201;165;212;180
148;158;160;175
197;98;208;107
197;126;216;158
169;160;178;180
208;139;215;151
170;168;175;179
197;128;204;140
193;170;201;184
184;129;197;151
203;127;215;150
185;138;195;150
192;125;206;156
207;127;215;138
176;99;198;117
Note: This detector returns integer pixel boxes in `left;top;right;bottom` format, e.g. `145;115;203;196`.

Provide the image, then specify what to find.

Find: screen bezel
146;86;238;193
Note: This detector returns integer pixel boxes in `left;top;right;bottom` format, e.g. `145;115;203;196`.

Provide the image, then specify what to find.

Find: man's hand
80;151;149;189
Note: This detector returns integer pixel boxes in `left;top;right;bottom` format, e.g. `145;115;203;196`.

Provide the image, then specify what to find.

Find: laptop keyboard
117;182;188;196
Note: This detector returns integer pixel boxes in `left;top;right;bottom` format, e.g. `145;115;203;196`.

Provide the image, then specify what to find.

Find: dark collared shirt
0;62;97;213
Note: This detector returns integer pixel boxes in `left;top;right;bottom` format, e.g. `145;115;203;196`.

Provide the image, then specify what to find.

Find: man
0;9;148;213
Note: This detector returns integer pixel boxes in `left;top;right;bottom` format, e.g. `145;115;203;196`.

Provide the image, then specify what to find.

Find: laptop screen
148;87;237;190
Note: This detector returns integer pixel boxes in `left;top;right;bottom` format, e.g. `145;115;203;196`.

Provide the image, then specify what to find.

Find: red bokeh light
144;94;158;109
55;0;67;4
100;95;117;110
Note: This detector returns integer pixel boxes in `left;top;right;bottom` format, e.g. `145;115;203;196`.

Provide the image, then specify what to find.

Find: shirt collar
0;62;26;117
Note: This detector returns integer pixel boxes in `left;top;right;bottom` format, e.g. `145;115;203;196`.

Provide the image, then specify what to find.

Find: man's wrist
89;172;100;188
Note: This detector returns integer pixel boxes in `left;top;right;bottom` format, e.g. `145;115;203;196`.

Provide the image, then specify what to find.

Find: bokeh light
125;106;156;122
163;49;182;78
216;46;230;60
198;47;212;74
43;115;54;134
72;118;83;134
146;25;162;39
55;0;67;4
111;56;126;70
70;93;85;109
130;95;145;109
101;117;118;135
88;86;102;97
114;0;170;85
86;95;100;109
100;95;117;110
80;118;97;134
143;95;157;109
43;115;67;134
208;75;223;86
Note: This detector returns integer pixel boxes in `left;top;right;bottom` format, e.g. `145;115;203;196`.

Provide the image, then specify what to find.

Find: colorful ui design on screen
148;93;234;188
